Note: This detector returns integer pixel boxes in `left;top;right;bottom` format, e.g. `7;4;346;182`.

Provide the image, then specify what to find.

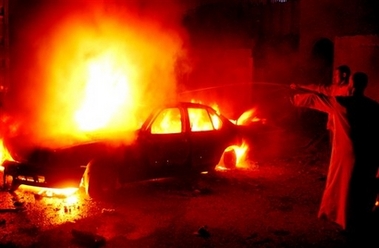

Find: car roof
162;101;214;110
140;101;224;130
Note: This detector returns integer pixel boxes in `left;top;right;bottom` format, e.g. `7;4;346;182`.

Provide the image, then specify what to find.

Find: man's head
333;65;351;85
351;72;368;96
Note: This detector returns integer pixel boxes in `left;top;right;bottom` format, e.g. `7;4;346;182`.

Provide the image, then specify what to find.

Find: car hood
8;140;114;169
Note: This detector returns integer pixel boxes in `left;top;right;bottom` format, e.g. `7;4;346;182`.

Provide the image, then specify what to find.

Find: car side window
151;108;182;134
209;111;223;130
188;107;221;132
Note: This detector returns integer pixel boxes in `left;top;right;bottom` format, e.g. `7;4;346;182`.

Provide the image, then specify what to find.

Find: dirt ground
0;124;376;248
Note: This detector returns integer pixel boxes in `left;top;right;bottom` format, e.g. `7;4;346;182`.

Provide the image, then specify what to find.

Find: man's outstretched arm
292;93;334;114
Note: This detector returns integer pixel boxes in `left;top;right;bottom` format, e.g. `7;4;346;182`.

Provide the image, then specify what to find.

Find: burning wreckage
0;101;261;199
0;1;269;201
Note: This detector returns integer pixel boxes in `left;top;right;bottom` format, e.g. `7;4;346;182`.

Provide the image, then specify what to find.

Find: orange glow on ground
19;185;80;201
17;185;84;225
19;185;78;196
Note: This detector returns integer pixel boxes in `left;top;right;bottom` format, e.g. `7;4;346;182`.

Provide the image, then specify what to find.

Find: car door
139;107;191;178
187;106;227;171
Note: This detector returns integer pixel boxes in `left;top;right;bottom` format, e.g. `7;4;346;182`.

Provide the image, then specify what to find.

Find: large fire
7;2;188;148
42;14;183;141
0;2;258;203
1;2;189;203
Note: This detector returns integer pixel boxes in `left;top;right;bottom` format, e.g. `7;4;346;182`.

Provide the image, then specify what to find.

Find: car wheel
3;174;19;192
84;159;117;199
85;160;103;199
223;148;237;169
2;166;19;192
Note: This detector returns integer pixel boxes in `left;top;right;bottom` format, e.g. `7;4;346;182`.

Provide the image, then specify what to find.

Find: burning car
1;101;243;198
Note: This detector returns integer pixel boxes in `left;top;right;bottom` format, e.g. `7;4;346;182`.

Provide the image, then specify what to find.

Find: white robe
293;93;379;231
297;83;351;131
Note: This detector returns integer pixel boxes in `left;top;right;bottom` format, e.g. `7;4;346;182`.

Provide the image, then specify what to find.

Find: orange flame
74;52;135;132
234;142;249;167
237;108;262;126
15;6;187;148
216;140;250;171
190;99;221;114
2;2;192;204
0;139;14;172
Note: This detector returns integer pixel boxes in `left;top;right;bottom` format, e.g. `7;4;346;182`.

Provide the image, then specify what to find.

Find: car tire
223;148;237;169
85;160;105;199
3;175;19;192
85;159;117;199
2;165;19;192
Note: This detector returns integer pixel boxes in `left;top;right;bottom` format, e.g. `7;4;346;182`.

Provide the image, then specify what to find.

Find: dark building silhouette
184;0;379;105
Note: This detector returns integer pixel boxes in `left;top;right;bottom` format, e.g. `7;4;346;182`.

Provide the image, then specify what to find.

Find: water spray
178;82;290;95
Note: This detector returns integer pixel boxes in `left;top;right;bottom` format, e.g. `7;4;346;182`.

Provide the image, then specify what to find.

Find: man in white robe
291;65;352;142
292;72;379;243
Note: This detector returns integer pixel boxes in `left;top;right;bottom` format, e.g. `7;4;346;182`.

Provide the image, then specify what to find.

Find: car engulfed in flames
1;101;245;198
0;1;266;200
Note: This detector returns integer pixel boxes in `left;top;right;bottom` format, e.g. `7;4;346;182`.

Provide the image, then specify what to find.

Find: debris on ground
71;229;106;247
0;208;18;213
33;193;43;201
194;225;210;238
101;208;116;214
13;201;24;208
